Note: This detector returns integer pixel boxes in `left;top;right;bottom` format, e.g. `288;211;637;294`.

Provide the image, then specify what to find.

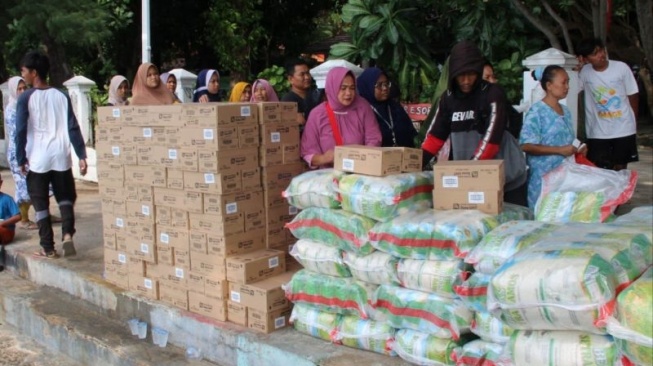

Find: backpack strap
325;102;344;146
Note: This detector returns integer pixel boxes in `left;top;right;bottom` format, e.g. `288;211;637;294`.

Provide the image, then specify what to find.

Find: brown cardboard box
125;237;157;264
433;188;503;215
238;123;260;148
104;248;128;268
188;291;227;321
228;270;295;312
278;102;299;123
96;126;122;143
97;106;122;125
156;225;189;251
96;143;137;165
258;144;301;166
256;102;281;123
124;165;166;187
203;190;262;217
259;123;300;146
433;160;505;190
263;187;287;208
154;188;202;213
156;264;189;289
159;283;188;310
128;256;145;276
390;147;423;173
128;105;182;126
334;145;403;176
227;301;248;326
190;251;226;279
241;167;262;192
170;208;191;227
265;222;294;249
247;307;292;334
127;273;159;300
207;228;266;257
187;271;205;294
189;232;207;254
155;206;172;227
177;126;239;150
260;162;305;191
97;163;124;187
103;232;117;250
188;212;244;236
174;248;191;270
182;103;257;128
125;201;155;223
204;276;229;300
183;171;242;195
122;126;166;146
226;249;286;284
104;263;129;289
99;184;123;201
265;203;298;227
244;208;265;231
156;245;174;266
196;148;259;173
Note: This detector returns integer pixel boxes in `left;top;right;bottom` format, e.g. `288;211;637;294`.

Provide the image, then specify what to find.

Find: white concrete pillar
169;68;197;103
63;76;98;182
0;81;9;168
522;48;581;133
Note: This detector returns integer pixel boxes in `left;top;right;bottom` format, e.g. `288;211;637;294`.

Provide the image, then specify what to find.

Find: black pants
26;169;77;252
504;180;528;207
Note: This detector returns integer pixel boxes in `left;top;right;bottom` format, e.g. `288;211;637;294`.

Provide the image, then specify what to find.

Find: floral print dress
4;105;30;204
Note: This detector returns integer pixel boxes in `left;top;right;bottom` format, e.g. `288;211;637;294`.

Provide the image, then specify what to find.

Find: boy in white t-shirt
577;38;639;171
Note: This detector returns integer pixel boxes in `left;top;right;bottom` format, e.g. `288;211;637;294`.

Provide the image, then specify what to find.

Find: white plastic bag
397;258;467;298
289;239;350;277
393;329;460;366
283;169;344;209
342;251;399;285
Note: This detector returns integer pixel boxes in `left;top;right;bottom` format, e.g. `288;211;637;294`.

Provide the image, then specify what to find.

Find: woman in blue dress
520;65;587;208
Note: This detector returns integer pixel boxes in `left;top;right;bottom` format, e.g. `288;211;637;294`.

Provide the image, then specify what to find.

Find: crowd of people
0;37;641;258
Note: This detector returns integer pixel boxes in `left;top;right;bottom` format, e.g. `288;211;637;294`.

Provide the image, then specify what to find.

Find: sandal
62;238;76;257
19;221;38;230
33;250;60;259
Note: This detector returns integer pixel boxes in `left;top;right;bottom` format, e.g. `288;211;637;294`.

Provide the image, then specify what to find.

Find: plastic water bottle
185;347;202;360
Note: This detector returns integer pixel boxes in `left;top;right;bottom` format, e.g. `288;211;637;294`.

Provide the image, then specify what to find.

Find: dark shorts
586;134;639;169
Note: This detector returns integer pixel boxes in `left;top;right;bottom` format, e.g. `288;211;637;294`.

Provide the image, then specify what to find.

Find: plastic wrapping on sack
488;248;618;334
285;270;376;319
335;315;397;356
614;206;653;227
470;311;514;344
373;285;472;340
455;272;491;313
369;209;502;260
452;340;504;366
289;239;351;277
286;207;377;255
519;236;651;293
535;156;637;223
397;258;468;298
507;330;617;366
283;169;344;209
465;221;560;274
290;303;341;342
607;267;653;366
337;172;434;222
393;329;461;366
555;222;653;258
342;251;400;285
495;203;534;222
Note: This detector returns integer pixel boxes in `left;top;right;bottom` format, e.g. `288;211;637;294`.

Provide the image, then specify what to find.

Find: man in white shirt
577;38;639;171
15;51;87;258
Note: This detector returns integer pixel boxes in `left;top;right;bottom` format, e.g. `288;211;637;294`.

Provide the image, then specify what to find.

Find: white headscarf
108;75;129;106
6;76;24;112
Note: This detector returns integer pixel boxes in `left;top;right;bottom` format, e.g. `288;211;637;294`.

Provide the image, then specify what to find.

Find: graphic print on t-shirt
592;85;622;119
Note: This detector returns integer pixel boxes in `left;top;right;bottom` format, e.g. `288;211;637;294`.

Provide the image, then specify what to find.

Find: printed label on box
468;192;485;204
142;205;150;216
175;268;184;279
274;316;286;329
269;257;279;268
204;129;214;140
116;217;124;228
118;253;126;263
144;278;152;289
270;132;281;143
140;243;149;254
442;176;459;188
230;291;241;303
112;108;120;117
240;106;251;117
226;202;238;215
342;159;354;171
111;146;120;156
168;149;178;159
143;128;152;137
160;233;169;244
204;173;215;184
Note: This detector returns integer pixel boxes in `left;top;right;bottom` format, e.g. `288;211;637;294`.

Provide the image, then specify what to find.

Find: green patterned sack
394;329;460;366
607;267;653;366
470;311;514;344
289;239;351;277
285;270;376;318
342;251;399;285
452;340;504;366
454;272;491;313
335;315;397;356
373;285;472;340
369;209;502;260
488;248;618;333
397;259;467;298
508;330;617;366
283;169;344;209
535;191;605;223
286;207;377;255
337;172;433;222
290;303;341;342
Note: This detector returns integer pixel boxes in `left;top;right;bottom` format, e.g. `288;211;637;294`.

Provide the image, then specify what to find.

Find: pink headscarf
324;66;366;112
250;79;279;102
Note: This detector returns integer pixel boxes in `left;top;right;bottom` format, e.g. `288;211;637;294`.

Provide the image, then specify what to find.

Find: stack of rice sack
460;218;652;366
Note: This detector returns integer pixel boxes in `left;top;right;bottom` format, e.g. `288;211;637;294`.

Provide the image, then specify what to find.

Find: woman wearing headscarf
106;75;129;106
131;63;176;105
228;82;252;102
250;79;279;102
193;69;221;103
300;67;382;168
160;72;181;102
357;67;417;147
4;77;35;229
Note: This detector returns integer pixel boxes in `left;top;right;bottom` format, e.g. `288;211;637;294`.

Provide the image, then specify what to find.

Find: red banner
402;103;432;122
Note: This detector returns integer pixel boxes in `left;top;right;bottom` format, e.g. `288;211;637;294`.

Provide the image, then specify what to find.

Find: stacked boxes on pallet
98;102;303;333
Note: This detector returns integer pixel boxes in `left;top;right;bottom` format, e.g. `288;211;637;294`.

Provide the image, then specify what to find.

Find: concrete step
0;321;84;366
0;273;217;366
2;243;411;366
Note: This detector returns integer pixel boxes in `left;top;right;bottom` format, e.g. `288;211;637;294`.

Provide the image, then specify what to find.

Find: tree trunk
636;0;653;71
509;0;563;50
42;35;73;87
542;0;574;53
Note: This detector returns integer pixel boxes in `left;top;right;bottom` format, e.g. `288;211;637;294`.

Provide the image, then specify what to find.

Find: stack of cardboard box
432;160;505;214
97;103;302;333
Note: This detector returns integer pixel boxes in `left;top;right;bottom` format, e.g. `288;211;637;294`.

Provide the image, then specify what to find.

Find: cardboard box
433;160;505;190
207;228;266;257
97;162;124;187
174;248;191;270
159;283;188;310
124;165;166;187
96;126;123;143
104;263;129;289
241;168;262;192
334;145;403;176
177;126;239;150
104;248;128;268
265;203;298;227
391;147;423;173
433;188;503;215
182;103;257;128
125;201;155;223
227;301;247;326
256;102;281;123
170;208;191;227
203;190;262;217
127;274;159;300
183;171;242;195
228;271;295;312
103;232;117;250
189;232;208;254
258;144;301;166
259;123;300;147
128;256;145;276
278;102;298;123
188;292;227;322
263;187;287;209
226;249;286;284
265;222;294;249
188;212;244;236
237;123;260;148
196;148;259;173
121;126;166;146
97;106;122;126
247;307;292;334
127;105;182;126
190;251;226;279
156;245;174;266
153;187;202;213
125;237;157;264
204;277;229;300
187;271;205;294
260;162;305;191
156;226;189;251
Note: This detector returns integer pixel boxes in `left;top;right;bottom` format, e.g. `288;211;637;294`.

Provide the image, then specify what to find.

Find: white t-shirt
579;60;638;139
24;89;74;173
